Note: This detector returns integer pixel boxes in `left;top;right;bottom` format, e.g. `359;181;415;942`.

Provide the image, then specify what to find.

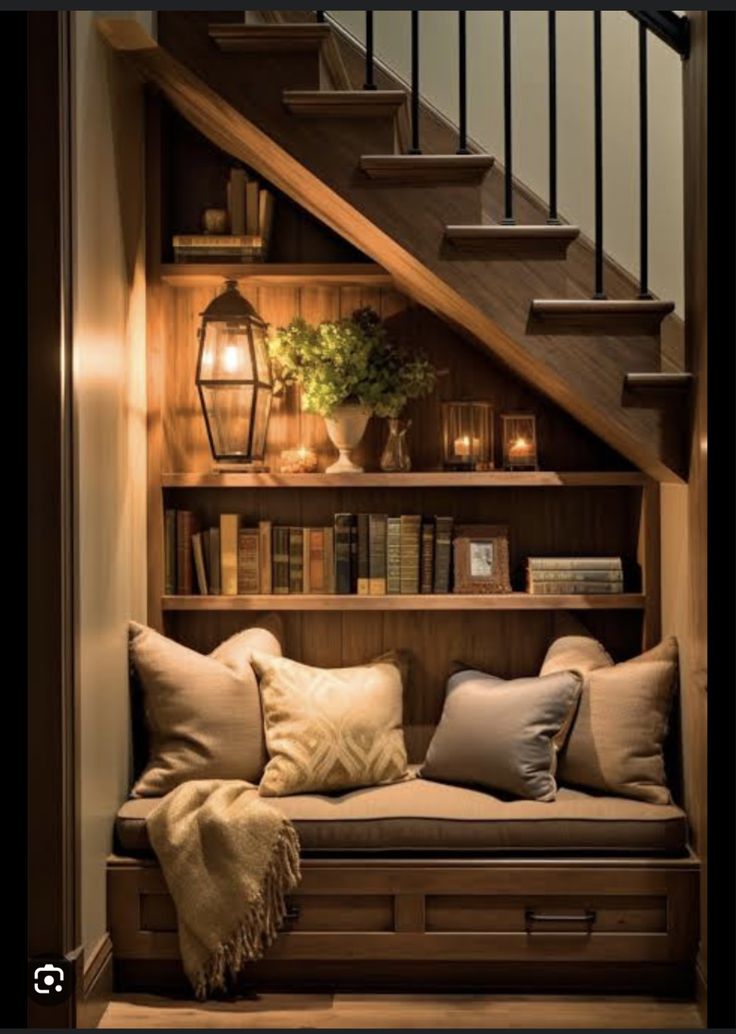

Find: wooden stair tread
529;299;675;335
445;224;580;259
209;23;331;52
284;90;407;117
624;372;693;390
360;154;495;184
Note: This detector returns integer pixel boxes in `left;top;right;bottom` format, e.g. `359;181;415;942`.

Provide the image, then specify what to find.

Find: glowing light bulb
223;344;240;374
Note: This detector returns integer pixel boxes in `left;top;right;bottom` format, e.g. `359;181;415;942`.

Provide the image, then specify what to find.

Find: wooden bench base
108;853;699;994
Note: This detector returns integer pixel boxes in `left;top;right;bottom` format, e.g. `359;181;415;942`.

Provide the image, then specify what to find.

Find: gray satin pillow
421;669;582;801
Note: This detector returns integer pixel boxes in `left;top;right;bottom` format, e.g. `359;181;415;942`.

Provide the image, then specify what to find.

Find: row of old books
526;556;624;594
165;511;454;596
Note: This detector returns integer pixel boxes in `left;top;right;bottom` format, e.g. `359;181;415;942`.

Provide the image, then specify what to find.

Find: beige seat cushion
129;617;283;796
116;777;688;856
541;632;679;805
251;650;409;797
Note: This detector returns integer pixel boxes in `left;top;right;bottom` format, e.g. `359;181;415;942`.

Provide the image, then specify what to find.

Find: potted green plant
269;308;436;473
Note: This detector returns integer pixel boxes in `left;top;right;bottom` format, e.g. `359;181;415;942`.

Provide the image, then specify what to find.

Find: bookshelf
163;593;646;612
146;93;660;742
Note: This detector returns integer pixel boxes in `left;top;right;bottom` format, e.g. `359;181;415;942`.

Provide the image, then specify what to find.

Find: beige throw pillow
252;651;409;796
540;613;613;680
129;616;283;797
541;629;678;804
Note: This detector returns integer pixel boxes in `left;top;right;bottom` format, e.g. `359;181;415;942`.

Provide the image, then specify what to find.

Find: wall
330;10;684;314
73;10;151;956
660;10;707;1007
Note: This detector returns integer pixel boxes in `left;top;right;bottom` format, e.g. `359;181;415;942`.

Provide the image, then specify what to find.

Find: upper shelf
160;262;393;287
161;471;648;489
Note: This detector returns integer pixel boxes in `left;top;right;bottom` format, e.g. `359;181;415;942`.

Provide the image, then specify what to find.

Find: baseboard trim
695;961;707;1026
75;934;113;1029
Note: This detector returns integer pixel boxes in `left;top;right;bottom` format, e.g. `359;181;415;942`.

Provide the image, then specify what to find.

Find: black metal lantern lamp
196;280;273;470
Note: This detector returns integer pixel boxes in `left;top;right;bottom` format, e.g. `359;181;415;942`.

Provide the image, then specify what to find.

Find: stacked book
172;234;266;263
165;510;454;596
526;557;624;595
173;167;275;262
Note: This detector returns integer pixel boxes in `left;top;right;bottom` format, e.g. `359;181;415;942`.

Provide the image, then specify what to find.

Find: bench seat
116;778;688;856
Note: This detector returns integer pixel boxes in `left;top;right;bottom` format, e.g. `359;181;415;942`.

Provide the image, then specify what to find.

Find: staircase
98;11;692;481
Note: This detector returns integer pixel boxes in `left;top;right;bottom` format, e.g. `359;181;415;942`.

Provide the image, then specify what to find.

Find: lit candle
280;445;318;473
508;435;533;460
453;435;480;459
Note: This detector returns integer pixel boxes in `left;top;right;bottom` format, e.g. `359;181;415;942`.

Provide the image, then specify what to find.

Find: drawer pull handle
525;908;596;931
284;904;301;923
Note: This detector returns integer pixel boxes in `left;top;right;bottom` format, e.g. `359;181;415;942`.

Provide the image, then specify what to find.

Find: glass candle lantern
501;413;538;470
441;401;494;471
196;280;273;470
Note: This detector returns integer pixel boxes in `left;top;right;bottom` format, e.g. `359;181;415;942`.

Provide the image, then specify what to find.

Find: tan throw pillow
540;612;613;680
129;616;283;797
421;669;582;801
252;651;409;796
543;633;678;804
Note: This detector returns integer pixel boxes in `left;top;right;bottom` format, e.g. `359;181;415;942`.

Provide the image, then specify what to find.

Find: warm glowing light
454;434;480;458
223;343;241;374
508;435;532;458
280;445;318;473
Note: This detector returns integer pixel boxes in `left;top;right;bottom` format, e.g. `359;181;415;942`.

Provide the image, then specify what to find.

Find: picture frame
453;524;511;594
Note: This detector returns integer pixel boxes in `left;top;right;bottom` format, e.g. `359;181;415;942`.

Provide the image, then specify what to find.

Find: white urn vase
324;403;372;474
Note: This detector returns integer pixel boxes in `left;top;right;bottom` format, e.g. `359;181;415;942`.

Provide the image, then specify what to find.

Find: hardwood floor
100;992;703;1029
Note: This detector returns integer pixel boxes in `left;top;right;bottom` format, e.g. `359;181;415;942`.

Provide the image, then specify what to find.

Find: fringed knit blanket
146;780;301;1000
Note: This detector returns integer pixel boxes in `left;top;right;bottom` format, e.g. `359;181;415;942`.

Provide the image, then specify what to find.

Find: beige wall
73;10;151;954
331;10;684;314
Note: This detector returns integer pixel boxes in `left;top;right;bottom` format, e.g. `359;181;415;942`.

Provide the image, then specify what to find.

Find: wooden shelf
163;593;646;612
161;471;647;489
160;263;392;287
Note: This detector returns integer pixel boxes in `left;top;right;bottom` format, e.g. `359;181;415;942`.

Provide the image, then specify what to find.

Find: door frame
27;10;80;1028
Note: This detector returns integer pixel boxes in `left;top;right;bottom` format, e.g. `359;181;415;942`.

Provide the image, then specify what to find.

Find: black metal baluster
547;11;559;224
409;11;421;154
502;11;515;223
457;12;469;154
315;11;325;23
364;12;377;90
638;22;651;298
593;11;605;298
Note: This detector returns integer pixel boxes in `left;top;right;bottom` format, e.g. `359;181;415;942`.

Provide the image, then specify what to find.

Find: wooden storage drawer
140;889;394;934
426;894;667;933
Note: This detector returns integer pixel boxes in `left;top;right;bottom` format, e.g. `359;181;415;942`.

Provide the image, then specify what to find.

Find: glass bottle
380;418;411;472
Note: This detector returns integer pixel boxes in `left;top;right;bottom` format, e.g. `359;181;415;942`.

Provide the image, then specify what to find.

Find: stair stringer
98;17;686;482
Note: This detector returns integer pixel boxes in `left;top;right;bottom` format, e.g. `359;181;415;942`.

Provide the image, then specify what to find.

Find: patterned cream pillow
251;651;409;796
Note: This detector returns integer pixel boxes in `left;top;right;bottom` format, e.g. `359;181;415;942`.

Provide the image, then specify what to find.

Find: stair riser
283;112;398;156
351;183;484;230
218;52;322;95
443;241;576;261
